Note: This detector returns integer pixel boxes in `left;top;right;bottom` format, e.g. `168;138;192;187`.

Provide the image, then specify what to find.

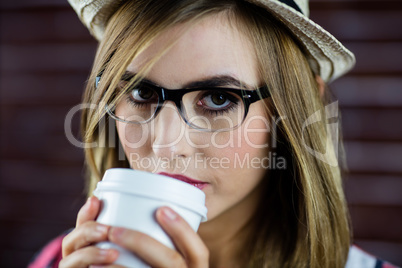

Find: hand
108;206;209;268
59;197;120;268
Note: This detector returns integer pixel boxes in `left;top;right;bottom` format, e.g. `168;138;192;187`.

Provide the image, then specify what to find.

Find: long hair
80;1;350;267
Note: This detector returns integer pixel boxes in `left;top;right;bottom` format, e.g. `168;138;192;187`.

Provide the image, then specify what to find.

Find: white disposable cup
93;168;208;268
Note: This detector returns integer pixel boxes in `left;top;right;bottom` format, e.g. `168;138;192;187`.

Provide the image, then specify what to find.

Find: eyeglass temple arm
242;86;271;103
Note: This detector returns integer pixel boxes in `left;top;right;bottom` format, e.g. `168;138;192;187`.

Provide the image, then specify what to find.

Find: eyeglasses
96;75;270;132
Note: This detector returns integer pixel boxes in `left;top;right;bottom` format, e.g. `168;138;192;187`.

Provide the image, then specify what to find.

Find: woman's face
115;14;271;220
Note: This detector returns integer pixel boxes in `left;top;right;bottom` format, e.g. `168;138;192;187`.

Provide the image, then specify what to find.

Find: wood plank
0;43;96;73
343;42;402;75
0;102;115;163
341;108;402;141
311;10;402;41
310;0;402;11
349;206;402;241
0;9;94;43
331;76;402;108
0;0;68;9
0;250;39;268
0;192;85;223
344;174;402;206
0;160;85;194
0;220;72;250
344;141;402;173
0;131;85;163
0;104;80;134
0;102;107;163
0;220;73;267
0;73;86;105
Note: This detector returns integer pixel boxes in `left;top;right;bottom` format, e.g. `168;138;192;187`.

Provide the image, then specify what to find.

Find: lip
158;172;209;190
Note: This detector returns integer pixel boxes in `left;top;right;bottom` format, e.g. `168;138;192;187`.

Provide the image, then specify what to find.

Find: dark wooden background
0;0;401;267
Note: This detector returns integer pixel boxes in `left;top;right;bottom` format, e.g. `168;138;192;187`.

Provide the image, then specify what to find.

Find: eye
211;93;228;105
198;91;237;110
130;86;157;103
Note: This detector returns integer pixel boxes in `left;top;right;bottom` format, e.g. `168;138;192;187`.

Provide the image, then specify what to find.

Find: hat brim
248;0;355;82
68;0;355;82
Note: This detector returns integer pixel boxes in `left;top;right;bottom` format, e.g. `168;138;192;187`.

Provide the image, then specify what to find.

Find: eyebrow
121;71;254;90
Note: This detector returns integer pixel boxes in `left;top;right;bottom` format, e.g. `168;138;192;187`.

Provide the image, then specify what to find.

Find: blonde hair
80;0;350;267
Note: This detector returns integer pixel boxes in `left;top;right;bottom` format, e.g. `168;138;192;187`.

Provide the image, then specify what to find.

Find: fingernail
98;249;110;256
97;249;119;262
162;207;177;221
96;224;108;234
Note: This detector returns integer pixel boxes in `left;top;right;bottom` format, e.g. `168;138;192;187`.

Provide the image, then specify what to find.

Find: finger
156;207;209;267
62;221;110;257
108;227;186;268
76;196;101;227
59;246;118;268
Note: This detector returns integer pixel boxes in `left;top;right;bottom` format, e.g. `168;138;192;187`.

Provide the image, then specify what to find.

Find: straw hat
68;0;355;82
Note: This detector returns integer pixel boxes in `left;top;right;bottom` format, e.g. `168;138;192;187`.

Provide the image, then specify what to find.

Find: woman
28;0;397;267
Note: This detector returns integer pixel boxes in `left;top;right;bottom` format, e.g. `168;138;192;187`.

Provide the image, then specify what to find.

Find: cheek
242;112;271;148
212;115;270;163
116;123;152;161
202;131;269;220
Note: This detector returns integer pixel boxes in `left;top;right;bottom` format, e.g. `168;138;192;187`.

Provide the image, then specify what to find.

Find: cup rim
94;168;208;221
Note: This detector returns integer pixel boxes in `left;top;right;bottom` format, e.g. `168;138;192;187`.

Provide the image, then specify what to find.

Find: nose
151;101;193;159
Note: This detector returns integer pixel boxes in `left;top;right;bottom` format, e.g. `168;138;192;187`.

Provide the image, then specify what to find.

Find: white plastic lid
94;168;207;221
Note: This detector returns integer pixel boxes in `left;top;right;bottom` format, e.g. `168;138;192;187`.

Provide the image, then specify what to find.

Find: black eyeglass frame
96;76;271;131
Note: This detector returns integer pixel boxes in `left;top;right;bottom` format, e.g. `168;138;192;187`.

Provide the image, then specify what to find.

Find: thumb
76;196;101;227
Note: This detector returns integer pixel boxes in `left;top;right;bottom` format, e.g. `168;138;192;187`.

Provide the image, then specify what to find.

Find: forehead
126;14;260;88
